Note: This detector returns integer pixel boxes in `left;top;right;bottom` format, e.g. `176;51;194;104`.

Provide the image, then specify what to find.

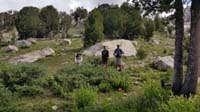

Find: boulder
4;45;18;53
27;38;37;44
60;39;72;45
154;56;174;71
9;48;55;64
151;39;160;45
15;40;32;48
0;27;19;43
83;39;137;58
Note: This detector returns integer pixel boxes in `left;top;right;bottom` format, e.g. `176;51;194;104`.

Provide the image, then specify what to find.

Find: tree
39;5;59;38
180;0;200;96
15;7;41;39
72;7;88;24
84;9;104;47
144;19;155;41
172;0;184;95
103;8;127;38
59;12;72;38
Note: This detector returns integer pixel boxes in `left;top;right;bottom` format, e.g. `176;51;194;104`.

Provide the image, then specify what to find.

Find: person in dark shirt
113;45;124;71
101;46;109;69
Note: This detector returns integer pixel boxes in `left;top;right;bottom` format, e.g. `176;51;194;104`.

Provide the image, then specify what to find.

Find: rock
27;38;37;44
9;48;55;64
0;27;19;43
152;39;160;45
60;39;72;45
52;105;58;110
154;56;174;71
4;45;18;53
15;40;32;48
83;39;137;58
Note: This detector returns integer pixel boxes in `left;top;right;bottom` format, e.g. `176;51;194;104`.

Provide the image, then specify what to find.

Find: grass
0;33;177;111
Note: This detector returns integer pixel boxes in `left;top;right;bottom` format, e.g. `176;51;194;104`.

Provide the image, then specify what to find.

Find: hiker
113;44;124;71
101;46;109;69
75;53;83;65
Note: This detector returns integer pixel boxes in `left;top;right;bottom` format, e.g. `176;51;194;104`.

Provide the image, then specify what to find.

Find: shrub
98;82;112;93
15;85;44;97
73;87;97;110
159;95;200;112
135;81;171;112
137;48;147;60
0;63;46;96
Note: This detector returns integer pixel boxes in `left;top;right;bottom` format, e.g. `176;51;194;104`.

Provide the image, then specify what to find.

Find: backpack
115;49;122;58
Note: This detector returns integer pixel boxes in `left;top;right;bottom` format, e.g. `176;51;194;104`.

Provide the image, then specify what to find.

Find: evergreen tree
84;9;104;47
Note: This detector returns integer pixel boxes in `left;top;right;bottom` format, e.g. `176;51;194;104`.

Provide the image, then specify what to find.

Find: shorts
115;57;122;65
102;58;108;64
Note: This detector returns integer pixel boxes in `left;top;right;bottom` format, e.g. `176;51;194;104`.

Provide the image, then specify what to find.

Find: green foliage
0;63;46;96
39;5;59;37
15;6;41;39
72;7;88;22
135;81;171;112
137;48;147;60
98;82;112;93
159;95;200;112
59;12;72;38
144;19;155;41
103;8;127;38
84;9;104;47
15;85;44;97
73;87;97;110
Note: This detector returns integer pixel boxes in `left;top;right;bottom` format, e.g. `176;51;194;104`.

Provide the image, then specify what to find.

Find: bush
98;82;112;93
15;85;44;97
137;48;147;60
144;19;155;41
73;87;97;111
0;63;46;96
135;81;171;112
159;95;200;112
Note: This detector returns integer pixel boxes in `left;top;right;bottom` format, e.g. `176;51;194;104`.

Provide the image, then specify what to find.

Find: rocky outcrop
2;45;18;53
0;27;19;42
154;56;174;71
83;39;137;58
15;40;32;48
9;48;55;64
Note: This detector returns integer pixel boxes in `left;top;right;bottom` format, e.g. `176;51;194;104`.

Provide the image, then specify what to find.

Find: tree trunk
172;0;184;95
181;0;200;96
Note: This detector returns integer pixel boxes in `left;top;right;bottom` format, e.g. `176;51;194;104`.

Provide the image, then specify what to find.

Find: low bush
73;87;97;111
135;81;171;112
0;63;46;96
159;95;200;112
98;82;112;93
137;48;147;60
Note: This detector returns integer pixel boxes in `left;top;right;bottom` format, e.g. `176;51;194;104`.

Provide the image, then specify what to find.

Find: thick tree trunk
172;0;184;95
181;0;200;96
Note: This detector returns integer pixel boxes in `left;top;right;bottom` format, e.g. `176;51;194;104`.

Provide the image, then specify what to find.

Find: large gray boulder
83;39;137;58
0;27;19;43
60;39;72;45
15;40;32;48
27;38;37;44
9;48;55;64
154;56;174;71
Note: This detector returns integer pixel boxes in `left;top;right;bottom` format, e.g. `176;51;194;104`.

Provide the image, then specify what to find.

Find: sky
0;0;126;13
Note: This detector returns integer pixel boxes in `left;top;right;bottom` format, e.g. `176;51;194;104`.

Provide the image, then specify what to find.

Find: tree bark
181;0;200;96
172;0;184;95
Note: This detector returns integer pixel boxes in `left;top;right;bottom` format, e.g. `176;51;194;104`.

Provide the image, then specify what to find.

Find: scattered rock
52;105;58;110
83;39;137;58
27;38;37;44
9;48;55;64
15;40;32;48
154;56;174;71
4;45;18;53
151;39;160;45
60;39;72;45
